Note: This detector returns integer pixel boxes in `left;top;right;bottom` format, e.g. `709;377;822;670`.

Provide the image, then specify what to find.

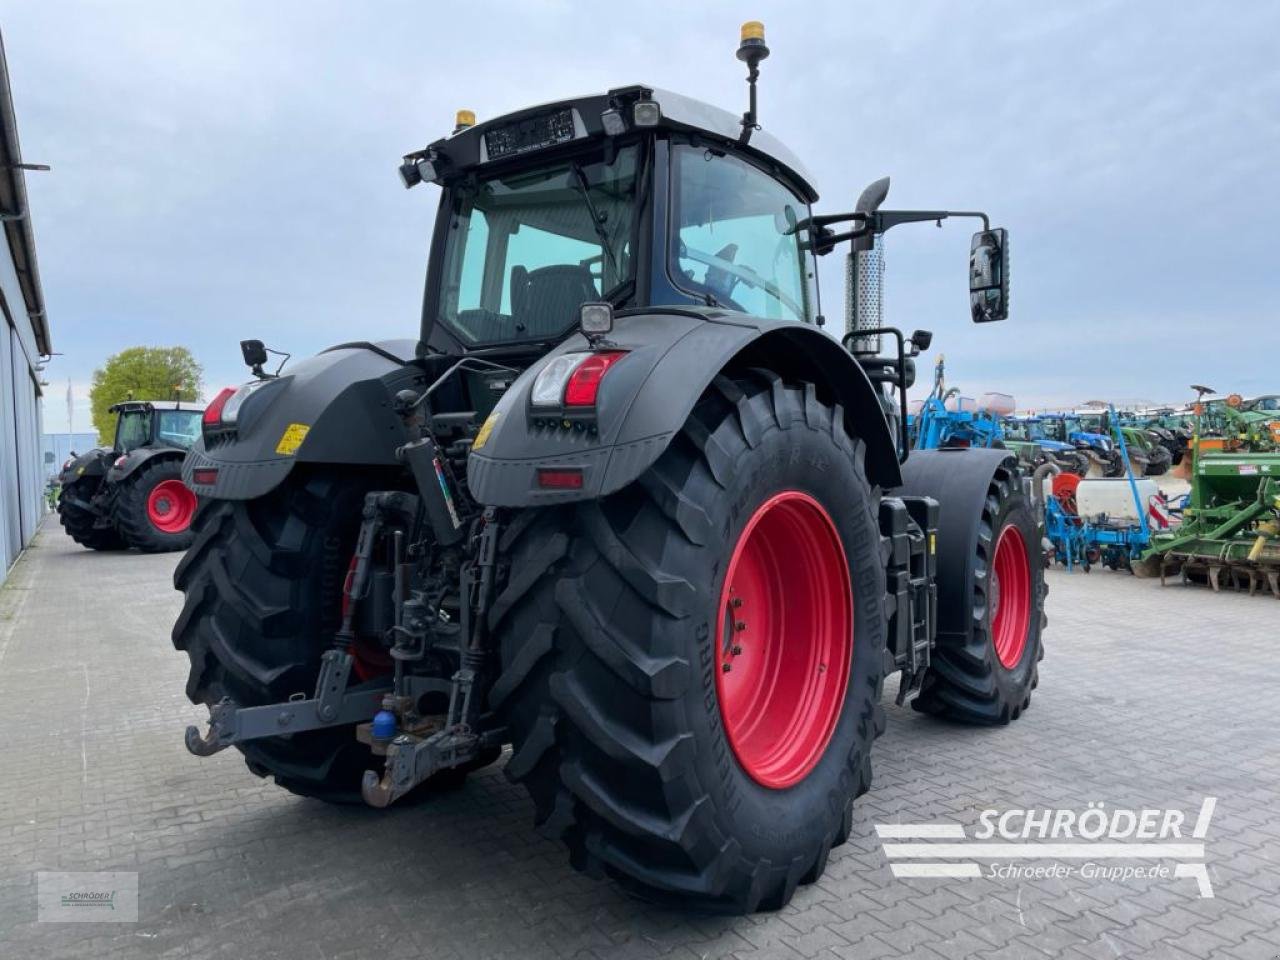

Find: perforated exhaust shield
845;238;884;355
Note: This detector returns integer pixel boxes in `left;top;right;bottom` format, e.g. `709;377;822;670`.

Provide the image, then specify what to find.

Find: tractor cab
109;400;204;454
406;84;825;357
402;30;1008;401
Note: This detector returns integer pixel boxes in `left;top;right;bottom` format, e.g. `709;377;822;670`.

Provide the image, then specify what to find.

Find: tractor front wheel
913;459;1046;724
115;458;199;552
491;372;886;912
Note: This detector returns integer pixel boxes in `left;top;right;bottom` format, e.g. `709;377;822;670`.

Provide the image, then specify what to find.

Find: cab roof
415;85;819;203
108;400;204;413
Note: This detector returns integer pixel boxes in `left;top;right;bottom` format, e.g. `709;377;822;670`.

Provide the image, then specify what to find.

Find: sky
7;1;1279;433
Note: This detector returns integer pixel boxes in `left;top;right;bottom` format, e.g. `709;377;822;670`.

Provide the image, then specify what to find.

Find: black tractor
57;400;202;552
177;24;1044;913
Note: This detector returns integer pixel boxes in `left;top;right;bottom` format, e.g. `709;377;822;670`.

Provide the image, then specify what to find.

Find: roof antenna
736;21;770;146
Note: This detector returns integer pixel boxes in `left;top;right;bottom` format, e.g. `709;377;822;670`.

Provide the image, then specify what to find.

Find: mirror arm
873;209;991;233
805;209;991;256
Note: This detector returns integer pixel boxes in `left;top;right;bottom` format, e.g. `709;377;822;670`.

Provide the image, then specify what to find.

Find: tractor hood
1071;431;1112;449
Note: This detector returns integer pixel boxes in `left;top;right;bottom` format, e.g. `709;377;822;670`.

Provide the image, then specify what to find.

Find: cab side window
670;145;811;322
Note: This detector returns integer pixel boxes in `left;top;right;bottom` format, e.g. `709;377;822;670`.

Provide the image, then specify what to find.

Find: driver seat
511;264;598;337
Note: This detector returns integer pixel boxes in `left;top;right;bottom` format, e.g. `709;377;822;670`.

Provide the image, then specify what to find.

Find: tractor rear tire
1144;447;1172;476
173;469;493;802
913;460;1046;724
490;372;886;912
57;480;126;551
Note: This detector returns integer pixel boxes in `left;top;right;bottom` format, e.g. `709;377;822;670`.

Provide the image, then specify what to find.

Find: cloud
7;0;1277;433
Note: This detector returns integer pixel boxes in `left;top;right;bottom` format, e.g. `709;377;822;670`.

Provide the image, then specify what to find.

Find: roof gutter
0;29;49;356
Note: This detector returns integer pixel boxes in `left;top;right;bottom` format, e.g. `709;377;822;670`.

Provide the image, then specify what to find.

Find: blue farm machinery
1042;406;1168;572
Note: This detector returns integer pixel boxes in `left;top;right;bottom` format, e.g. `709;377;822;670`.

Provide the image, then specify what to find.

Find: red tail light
563;351;627;407
203;387;236;425
537;468;584;489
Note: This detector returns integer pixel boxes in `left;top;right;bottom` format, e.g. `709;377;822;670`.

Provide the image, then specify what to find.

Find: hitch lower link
184;649;388;757
184;496;504;810
182;645;487;808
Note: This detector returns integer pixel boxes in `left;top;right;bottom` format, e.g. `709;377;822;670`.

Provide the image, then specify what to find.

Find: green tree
89;346;203;444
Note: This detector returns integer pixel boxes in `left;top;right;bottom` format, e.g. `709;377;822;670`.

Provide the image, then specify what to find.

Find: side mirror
969;228;1009;323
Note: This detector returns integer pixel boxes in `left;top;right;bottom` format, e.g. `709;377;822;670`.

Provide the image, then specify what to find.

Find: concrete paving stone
2;520;1276;960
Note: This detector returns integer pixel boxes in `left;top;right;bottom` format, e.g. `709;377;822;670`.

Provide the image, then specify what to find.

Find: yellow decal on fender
76;466;85;476
473;411;500;450
275;423;311;456
929;533;937;554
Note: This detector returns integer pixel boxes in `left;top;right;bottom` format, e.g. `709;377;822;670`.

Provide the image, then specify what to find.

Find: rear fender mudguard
896;447;1021;639
58;448;112;486
107;446;186;484
183;340;421;500
467;311;900;506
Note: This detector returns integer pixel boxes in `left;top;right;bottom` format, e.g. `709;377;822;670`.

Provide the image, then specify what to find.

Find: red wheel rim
715;491;852;789
991;524;1031;669
146;479;197;534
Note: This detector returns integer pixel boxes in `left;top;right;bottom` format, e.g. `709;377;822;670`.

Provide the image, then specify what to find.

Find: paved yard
1;519;1277;959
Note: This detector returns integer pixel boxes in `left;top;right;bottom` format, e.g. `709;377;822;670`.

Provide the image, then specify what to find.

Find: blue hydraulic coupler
371;710;398;741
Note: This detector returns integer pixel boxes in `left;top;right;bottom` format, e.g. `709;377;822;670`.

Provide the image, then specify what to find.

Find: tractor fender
184;339;422;500
58;448;112;486
107;446;186;484
895;447;1021;639
467;310;901;507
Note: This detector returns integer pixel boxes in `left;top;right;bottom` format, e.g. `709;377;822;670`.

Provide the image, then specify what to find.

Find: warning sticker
275;423;311;456
473;411;500;450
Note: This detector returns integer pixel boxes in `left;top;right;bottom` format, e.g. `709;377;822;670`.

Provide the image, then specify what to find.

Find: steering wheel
682;246;805;318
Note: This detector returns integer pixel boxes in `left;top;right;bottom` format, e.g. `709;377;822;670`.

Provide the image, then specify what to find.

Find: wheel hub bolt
731;645;742;656
721;663;732;673
735;620;746;631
